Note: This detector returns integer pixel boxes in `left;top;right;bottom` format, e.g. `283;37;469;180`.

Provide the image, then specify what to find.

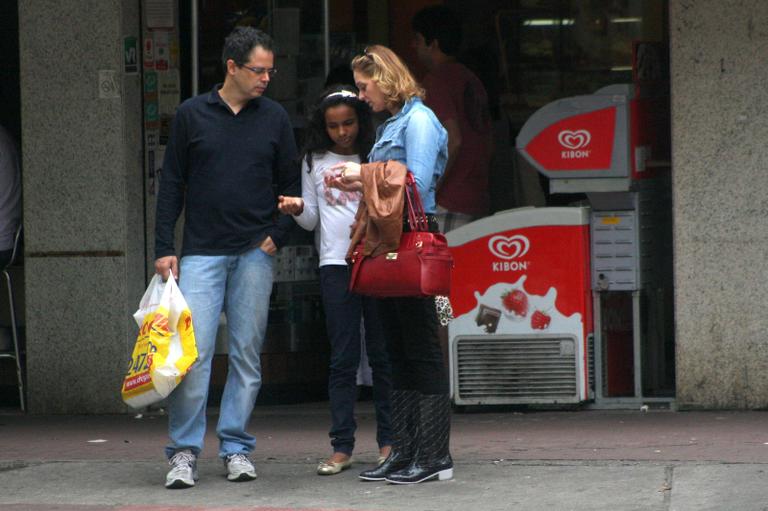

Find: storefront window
197;1;326;126
487;0;667;130
196;1;382;127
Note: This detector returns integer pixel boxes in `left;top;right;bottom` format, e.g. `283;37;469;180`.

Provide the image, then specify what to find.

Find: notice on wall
145;130;159;152
159;70;180;145
145;101;159;128
154;31;170;71
124;36;138;74
146;0;174;29
98;70;120;99
158;69;180;116
143;37;154;70
144;71;159;130
147;145;165;196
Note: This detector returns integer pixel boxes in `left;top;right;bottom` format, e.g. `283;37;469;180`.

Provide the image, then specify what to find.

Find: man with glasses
155;26;298;489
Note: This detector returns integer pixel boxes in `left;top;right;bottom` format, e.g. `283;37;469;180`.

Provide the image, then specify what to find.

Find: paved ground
1;402;767;510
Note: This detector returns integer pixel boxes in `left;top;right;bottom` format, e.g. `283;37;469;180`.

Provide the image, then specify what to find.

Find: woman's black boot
385;392;453;484
359;389;419;481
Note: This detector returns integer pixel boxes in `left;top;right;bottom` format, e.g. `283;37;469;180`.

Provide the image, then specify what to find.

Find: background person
328;45;453;485
154;27;298;489
411;5;493;232
277;85;392;476
0;123;21;269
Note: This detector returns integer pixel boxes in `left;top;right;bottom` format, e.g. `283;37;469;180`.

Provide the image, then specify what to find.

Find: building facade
4;0;767;412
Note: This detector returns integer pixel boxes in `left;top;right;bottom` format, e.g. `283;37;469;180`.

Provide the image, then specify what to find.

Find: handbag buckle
386;252;398;260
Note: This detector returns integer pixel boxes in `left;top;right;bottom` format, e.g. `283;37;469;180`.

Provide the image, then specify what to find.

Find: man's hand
155;255;179;281
260;236;277;256
277;195;304;215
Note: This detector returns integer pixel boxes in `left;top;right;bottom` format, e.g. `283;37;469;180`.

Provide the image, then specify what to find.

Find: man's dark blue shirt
155;85;299;258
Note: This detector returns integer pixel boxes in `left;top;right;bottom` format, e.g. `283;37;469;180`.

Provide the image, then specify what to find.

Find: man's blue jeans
165;247;274;459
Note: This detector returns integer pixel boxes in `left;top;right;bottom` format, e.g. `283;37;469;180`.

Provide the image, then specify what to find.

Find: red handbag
348;172;453;297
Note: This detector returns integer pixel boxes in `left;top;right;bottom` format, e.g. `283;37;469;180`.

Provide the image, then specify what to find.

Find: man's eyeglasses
240;64;278;78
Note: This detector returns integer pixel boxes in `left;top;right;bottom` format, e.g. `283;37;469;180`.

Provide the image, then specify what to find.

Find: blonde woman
328;45;452;485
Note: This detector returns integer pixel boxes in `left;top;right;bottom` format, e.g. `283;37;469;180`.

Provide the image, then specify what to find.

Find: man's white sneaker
225;453;257;482
165;450;198;489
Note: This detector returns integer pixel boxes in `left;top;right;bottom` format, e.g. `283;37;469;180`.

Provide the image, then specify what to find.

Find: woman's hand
277;195;304;215
327;162;362;190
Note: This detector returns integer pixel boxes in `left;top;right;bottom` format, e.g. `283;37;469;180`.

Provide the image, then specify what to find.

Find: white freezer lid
446;206;590;247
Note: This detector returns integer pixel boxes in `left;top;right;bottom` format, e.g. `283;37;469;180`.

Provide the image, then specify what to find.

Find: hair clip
324;90;358;100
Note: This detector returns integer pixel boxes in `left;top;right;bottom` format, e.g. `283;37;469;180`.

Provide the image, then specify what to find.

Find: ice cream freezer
446;207;593;405
446;76;673;407
515;81;674;407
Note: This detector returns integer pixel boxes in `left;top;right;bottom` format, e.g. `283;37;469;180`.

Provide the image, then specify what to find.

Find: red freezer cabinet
447;207;593;405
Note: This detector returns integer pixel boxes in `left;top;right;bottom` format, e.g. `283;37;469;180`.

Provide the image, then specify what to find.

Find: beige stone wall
19;0;145;413
671;0;768;408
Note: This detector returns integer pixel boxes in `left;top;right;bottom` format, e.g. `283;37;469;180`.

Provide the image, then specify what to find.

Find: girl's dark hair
301;84;375;172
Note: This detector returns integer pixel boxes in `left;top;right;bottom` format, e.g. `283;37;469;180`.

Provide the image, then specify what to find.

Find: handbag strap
405;172;429;232
348;243;365;283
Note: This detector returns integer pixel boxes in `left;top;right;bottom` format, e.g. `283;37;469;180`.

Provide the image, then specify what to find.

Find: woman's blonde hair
351;45;424;110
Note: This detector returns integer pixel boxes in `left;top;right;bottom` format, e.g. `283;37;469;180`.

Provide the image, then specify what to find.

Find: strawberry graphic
531;310;551;330
501;289;528;317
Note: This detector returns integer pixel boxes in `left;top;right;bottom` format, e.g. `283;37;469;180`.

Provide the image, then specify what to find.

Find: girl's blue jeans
320;264;392;456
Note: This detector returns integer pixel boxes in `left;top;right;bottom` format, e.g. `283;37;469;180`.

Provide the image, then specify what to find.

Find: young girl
277;85;392;475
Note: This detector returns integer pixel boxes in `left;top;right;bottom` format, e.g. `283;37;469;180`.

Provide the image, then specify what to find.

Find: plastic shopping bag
121;272;198;409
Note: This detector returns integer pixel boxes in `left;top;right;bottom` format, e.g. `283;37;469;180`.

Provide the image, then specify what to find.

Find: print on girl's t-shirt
321;167;361;207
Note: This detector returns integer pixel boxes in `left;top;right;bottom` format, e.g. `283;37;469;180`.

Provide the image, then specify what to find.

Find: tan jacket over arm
345;160;407;260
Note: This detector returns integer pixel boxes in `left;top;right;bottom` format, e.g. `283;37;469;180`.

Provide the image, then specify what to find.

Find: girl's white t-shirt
294;151;362;267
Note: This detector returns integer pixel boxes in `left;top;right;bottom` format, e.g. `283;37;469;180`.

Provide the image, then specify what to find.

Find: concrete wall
671;0;768;408
19;0;144;413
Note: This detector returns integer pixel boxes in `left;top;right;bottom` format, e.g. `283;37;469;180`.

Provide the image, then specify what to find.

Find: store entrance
156;0;673;408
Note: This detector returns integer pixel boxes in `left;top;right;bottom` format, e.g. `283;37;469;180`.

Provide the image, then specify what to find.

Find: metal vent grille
453;335;579;405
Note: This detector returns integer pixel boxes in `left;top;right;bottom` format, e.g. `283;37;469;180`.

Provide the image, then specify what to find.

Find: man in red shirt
412;5;493;232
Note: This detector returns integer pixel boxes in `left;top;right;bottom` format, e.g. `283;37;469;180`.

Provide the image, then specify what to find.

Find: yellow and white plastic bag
121;272;198;409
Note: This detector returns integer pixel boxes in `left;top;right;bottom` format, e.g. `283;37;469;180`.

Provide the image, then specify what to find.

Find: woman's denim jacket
368;97;448;213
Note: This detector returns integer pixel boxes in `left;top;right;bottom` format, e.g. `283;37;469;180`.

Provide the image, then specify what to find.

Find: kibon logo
488;235;530;272
557;129;592;159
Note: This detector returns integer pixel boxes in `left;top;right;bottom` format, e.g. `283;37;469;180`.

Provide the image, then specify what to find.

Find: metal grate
453;336;579;405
